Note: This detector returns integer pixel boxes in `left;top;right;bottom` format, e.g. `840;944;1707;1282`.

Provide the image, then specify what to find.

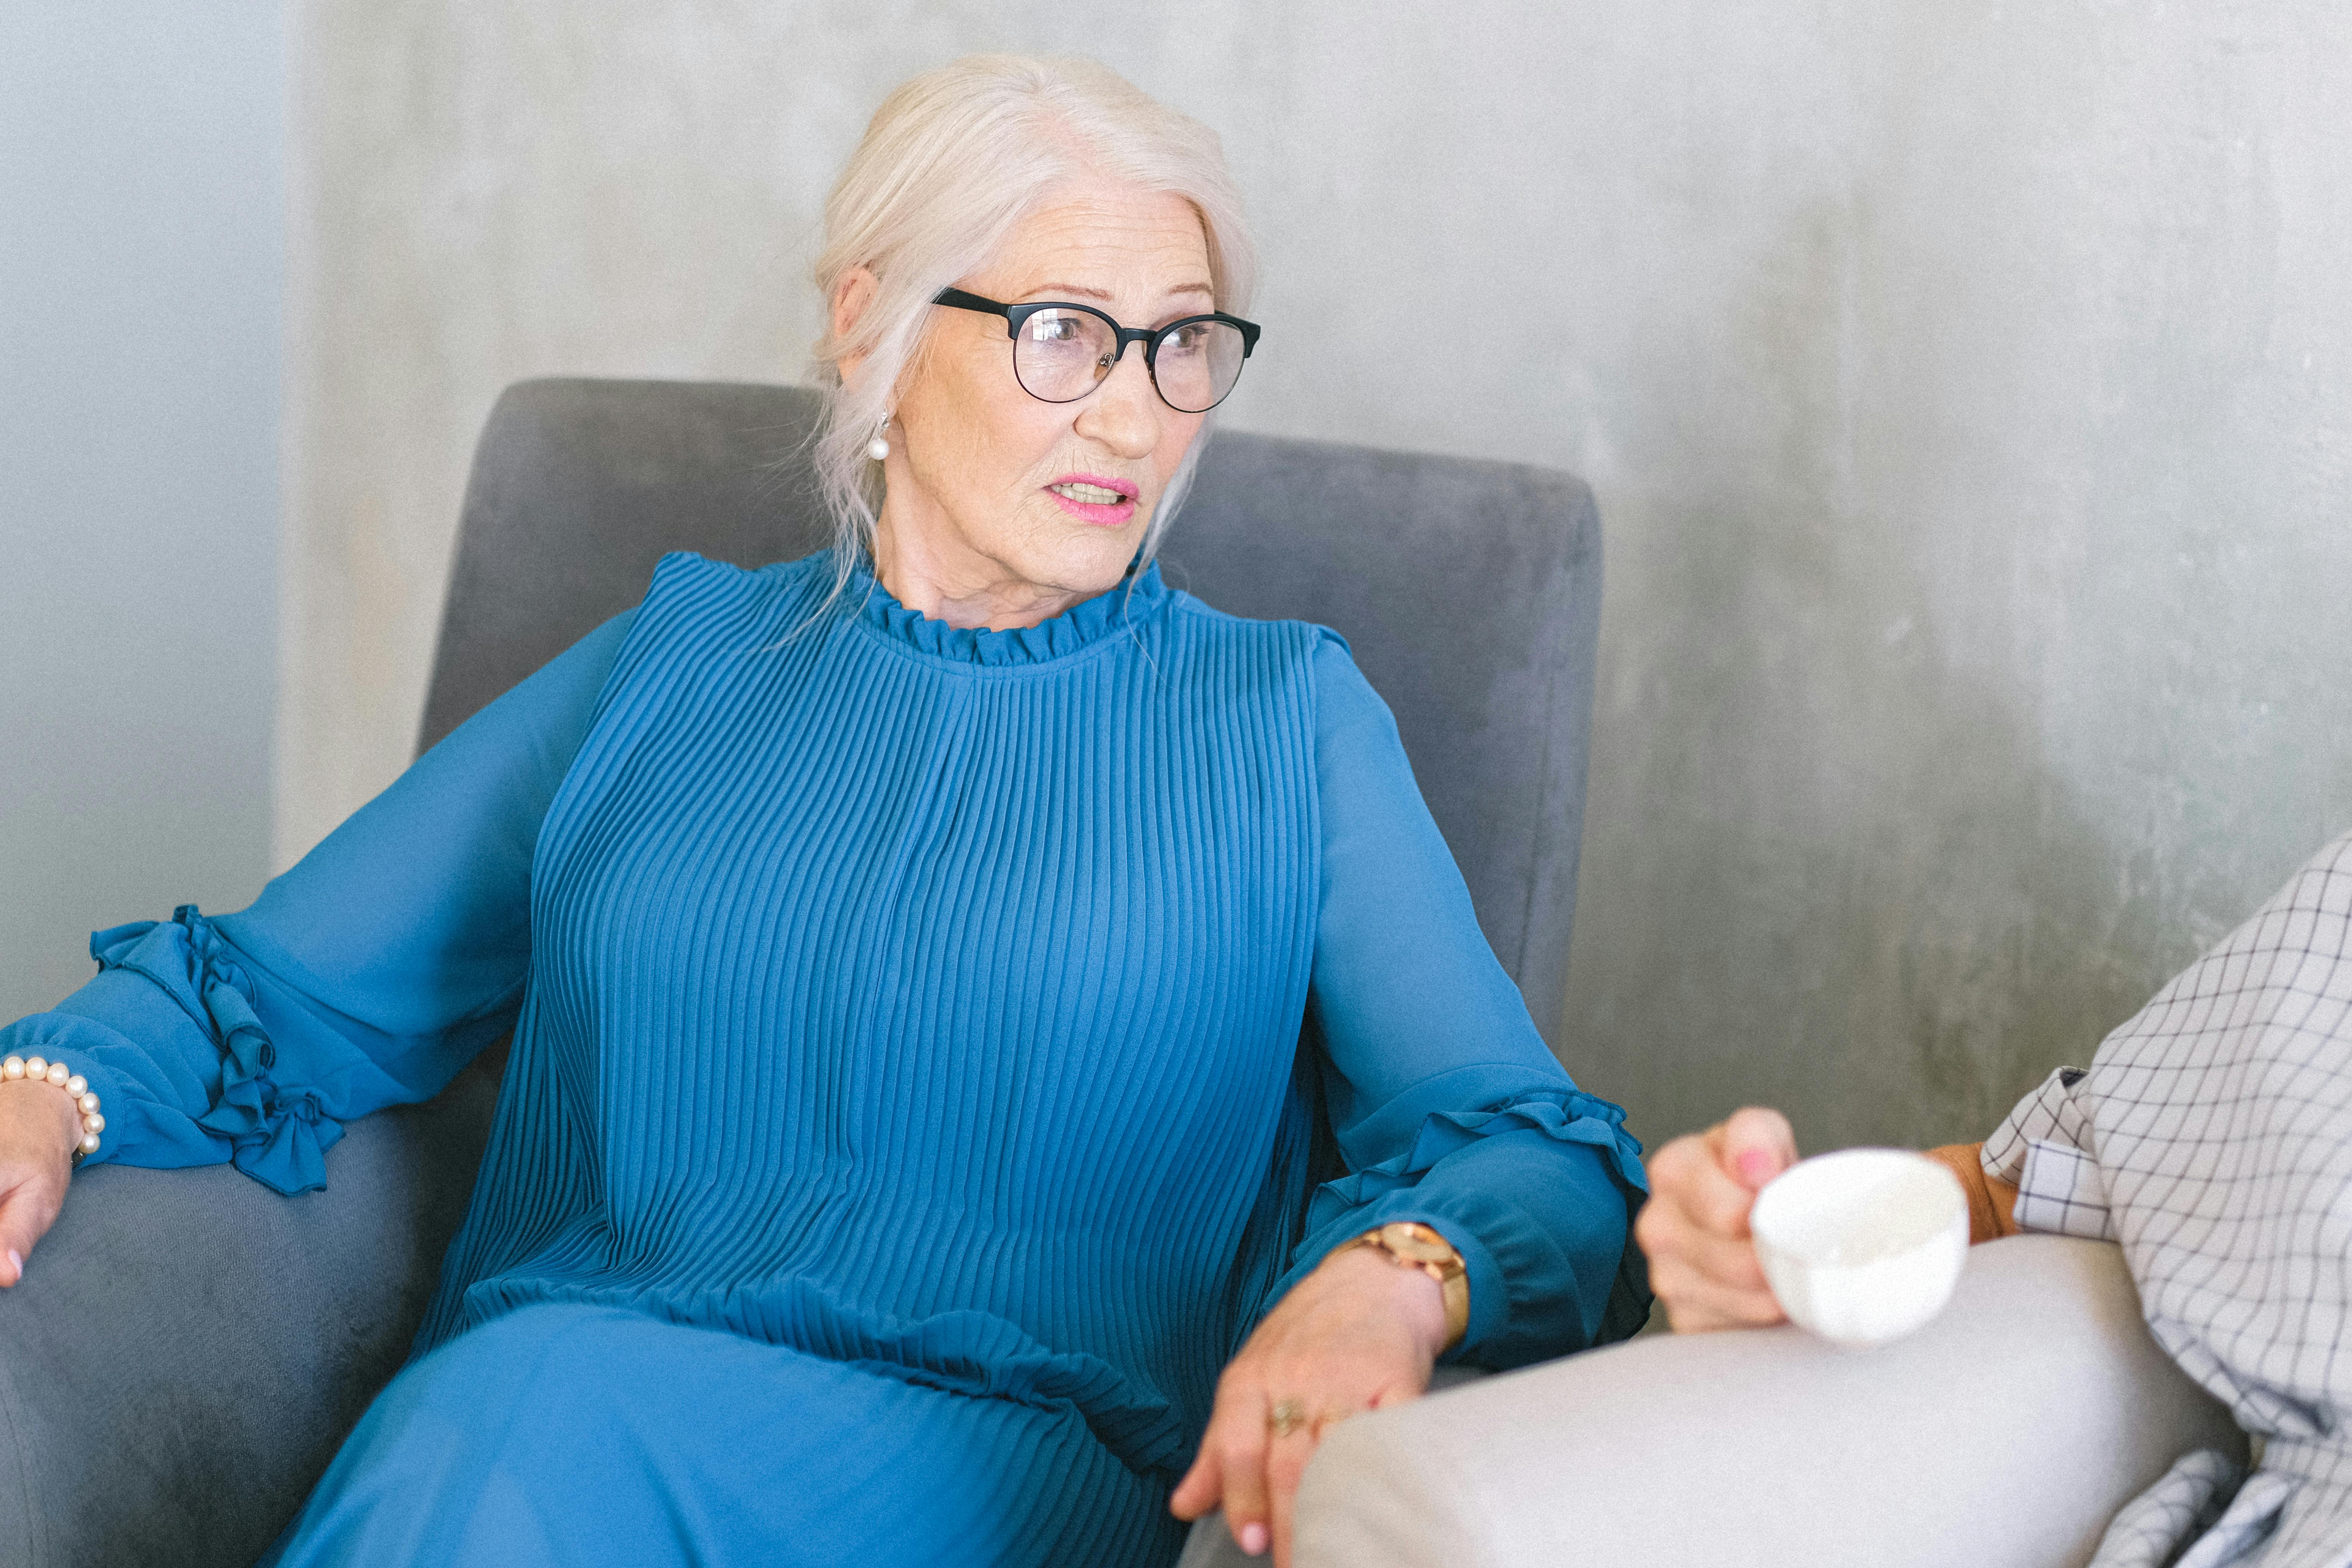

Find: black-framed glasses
932;288;1261;414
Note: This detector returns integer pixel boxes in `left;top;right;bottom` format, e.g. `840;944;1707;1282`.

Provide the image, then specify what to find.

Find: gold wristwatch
1334;1221;1470;1351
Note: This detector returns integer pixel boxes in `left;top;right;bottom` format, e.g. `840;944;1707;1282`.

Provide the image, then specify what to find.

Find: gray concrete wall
0;5;282;1022
286;2;2352;1154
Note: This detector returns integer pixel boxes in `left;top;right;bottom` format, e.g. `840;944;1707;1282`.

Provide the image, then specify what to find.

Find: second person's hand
1634;1106;1799;1332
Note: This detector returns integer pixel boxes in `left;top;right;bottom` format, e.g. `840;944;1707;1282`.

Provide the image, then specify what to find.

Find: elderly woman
0;54;1645;1568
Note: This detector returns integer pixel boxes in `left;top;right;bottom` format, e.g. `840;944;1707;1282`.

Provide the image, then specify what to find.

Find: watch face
1382;1225;1455;1267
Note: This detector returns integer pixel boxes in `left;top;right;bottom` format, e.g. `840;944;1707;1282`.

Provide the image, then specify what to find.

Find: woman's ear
832;266;880;390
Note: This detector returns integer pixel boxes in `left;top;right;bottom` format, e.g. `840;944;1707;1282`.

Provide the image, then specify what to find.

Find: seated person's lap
264;1303;1185;1568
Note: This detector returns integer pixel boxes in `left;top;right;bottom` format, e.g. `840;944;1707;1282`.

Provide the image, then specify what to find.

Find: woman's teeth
1049;482;1129;505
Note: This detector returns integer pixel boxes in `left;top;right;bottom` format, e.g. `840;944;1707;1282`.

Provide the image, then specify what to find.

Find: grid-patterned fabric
1981;830;2352;1568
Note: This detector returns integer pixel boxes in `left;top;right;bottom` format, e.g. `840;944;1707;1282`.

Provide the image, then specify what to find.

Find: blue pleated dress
2;551;1648;1567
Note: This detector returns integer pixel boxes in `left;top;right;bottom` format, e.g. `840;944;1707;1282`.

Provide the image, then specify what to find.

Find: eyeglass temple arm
930;287;1020;338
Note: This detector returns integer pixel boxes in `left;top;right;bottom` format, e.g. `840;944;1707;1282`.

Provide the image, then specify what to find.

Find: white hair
808;54;1257;586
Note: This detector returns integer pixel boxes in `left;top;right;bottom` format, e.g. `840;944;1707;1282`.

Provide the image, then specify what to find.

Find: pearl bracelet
2;1055;104;1165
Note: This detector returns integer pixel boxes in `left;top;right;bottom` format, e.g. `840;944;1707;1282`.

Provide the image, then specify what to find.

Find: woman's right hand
0;1076;84;1287
1633;1107;1800;1332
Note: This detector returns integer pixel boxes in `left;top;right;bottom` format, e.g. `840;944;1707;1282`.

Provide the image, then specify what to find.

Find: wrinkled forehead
978;180;1214;309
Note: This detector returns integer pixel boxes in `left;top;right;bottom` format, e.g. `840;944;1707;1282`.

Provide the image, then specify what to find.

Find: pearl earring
867;417;891;463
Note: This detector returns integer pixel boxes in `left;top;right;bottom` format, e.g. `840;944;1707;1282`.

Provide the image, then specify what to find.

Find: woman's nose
1074;343;1162;457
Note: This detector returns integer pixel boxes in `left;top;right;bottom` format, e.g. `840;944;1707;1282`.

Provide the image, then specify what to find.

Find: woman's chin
1022;520;1152;595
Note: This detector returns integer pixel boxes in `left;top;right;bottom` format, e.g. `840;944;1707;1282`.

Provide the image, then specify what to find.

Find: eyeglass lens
1014;309;1248;413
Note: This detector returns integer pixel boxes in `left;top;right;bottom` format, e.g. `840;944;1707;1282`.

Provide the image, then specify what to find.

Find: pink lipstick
1043;472;1140;526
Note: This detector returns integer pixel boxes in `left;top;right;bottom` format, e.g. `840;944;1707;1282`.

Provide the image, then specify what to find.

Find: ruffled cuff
1278;1086;1650;1362
1310;1089;1648;1216
91;907;345;1194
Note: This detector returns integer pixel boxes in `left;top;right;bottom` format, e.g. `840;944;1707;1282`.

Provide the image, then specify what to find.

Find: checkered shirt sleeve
1979;829;2352;1568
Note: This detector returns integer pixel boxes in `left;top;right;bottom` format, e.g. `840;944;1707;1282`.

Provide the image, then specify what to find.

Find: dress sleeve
0;612;633;1195
1271;632;1651;1368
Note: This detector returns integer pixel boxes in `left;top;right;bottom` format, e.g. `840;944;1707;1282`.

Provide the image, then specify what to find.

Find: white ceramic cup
1749;1147;1969;1349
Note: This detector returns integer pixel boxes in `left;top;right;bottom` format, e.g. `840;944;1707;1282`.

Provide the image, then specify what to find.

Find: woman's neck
867;513;1094;632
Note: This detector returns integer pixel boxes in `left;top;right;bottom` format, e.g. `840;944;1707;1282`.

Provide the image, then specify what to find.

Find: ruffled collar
841;551;1170;667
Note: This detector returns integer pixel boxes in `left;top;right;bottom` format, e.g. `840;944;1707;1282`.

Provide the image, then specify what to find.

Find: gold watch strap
1337;1220;1470;1351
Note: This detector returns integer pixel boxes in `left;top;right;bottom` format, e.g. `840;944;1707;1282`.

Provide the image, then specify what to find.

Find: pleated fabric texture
418;552;1324;1488
267;1302;1190;1568
8;546;1648;1568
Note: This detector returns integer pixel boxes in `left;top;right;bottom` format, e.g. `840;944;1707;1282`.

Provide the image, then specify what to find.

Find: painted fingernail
1239;1521;1269;1556
5;1250;20;1283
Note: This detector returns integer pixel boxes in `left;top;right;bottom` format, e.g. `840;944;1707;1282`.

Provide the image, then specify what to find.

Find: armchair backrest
420;379;1602;1042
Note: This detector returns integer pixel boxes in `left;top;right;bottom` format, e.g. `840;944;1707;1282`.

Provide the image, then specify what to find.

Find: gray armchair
0;379;2239;1567
0;378;1606;1565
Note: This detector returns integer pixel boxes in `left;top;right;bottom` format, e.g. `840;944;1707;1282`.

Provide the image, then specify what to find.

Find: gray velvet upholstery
0;1051;503;1568
0;378;1604;1565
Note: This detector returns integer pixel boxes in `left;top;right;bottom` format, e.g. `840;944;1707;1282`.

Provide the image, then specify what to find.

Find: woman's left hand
1169;1244;1450;1565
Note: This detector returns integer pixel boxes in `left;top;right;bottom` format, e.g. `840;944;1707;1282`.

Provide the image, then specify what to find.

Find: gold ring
1267;1398;1308;1439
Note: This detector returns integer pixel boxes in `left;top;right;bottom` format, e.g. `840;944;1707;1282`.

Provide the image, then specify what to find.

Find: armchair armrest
1296;1234;2244;1568
0;1052;501;1568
